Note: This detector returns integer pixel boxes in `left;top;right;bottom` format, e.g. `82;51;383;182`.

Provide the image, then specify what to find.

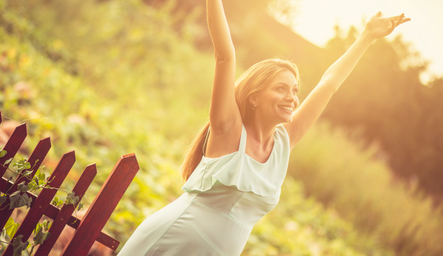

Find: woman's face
253;70;299;124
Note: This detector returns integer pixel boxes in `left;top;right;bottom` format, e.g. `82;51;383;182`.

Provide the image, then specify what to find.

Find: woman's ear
248;94;258;106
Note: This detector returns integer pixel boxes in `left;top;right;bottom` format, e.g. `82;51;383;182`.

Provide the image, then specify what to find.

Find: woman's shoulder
275;124;291;153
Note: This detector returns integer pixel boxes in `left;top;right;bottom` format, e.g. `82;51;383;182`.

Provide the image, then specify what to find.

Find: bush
290;121;443;256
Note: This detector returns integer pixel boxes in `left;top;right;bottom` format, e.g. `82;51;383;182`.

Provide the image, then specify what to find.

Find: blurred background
1;0;442;255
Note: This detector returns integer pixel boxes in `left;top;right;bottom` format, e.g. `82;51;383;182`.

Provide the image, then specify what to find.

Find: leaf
36;172;46;186
0;150;7;158
33;227;50;245
12;235;29;256
27;181;37;191
42;219;51;231
5;218;19;240
32;220;51;246
77;202;84;211
23;162;31;170
65;192;79;205
33;223;42;236
9;191;32;209
5;158;13;165
17;181;29;193
23;170;33;177
51;197;63;207
38;172;45;182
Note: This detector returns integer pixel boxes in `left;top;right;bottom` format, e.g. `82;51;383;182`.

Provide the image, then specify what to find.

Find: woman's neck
243;115;276;148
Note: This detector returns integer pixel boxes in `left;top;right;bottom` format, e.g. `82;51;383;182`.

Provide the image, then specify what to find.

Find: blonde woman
118;1;409;255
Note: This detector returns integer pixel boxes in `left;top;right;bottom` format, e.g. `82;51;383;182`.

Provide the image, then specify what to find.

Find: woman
118;1;410;255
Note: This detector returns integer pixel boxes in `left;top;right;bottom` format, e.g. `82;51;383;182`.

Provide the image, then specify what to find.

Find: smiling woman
117;0;410;255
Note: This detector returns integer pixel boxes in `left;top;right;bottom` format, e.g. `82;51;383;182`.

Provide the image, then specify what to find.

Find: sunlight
286;0;443;84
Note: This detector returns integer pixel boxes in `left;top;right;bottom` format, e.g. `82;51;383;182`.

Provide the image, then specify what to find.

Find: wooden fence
0;111;139;255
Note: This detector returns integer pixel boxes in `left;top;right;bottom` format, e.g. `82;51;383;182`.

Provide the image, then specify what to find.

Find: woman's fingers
388;18;396;33
396;14;404;26
386;13;411;26
399;18;411;25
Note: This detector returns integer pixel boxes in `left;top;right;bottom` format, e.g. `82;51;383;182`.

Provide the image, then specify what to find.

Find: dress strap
239;124;247;153
202;126;210;155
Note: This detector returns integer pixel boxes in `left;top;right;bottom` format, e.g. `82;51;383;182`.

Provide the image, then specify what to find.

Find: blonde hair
179;58;300;181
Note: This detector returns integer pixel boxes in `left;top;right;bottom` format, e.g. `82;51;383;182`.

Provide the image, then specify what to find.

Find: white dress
118;124;291;256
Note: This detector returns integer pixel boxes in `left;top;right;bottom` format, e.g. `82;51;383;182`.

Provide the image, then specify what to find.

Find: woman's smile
278;105;294;113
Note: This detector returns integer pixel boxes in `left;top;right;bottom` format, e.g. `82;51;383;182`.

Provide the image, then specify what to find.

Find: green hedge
290;122;443;256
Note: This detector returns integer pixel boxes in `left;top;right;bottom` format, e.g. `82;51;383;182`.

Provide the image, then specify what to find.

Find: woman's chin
276;116;292;124
281;113;293;123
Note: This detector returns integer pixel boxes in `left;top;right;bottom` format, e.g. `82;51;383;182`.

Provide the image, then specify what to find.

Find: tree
321;27;443;202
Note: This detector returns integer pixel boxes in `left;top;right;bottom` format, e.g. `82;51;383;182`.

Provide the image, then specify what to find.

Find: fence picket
0;177;120;249
2;151;75;255
35;163;97;255
0;137;51;228
61;154;139;256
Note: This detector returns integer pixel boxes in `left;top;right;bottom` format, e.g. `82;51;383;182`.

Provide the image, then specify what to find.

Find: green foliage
11;235;28;256
0;149;83;254
30;220;51;254
2;1;442;255
8;190;32;209
64;192;80;206
244;176;392;256
1;0;210;247
51;197;64;208
3;218;19;241
290;121;443;255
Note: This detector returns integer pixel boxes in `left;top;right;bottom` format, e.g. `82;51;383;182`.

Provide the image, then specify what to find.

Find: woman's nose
286;92;296;102
286;93;299;107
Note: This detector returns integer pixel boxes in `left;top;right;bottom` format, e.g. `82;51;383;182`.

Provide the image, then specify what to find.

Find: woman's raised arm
207;0;241;132
284;12;410;149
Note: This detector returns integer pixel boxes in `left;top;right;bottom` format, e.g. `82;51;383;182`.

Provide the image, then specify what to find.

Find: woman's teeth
280;107;293;111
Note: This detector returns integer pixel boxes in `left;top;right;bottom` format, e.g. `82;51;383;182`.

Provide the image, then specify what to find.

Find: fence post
34;164;97;256
61;154;139;256
0;137;51;228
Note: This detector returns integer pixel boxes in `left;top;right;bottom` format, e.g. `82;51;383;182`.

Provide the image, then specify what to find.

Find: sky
287;0;443;84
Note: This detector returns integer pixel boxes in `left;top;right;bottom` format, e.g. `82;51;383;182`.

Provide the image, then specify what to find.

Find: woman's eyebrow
274;82;296;87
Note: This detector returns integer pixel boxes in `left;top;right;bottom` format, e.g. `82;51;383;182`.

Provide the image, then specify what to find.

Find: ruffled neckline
181;124;290;197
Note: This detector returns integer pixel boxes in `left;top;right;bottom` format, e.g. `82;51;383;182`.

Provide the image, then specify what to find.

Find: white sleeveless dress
118;124;290;256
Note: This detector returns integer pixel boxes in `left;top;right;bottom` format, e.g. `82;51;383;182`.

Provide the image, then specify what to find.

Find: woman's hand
366;12;411;39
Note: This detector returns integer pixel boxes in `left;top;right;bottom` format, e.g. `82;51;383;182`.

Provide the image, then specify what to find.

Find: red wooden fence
0;111;140;255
